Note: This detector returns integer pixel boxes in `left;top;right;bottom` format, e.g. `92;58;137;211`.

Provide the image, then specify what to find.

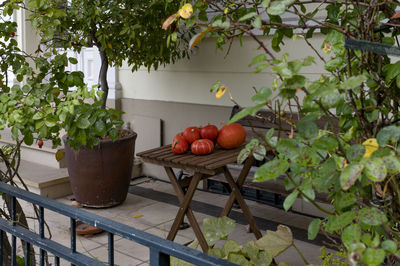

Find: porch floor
20;177;335;265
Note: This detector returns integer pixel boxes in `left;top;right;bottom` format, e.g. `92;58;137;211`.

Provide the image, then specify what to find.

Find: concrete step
1;160;72;199
0;129;66;169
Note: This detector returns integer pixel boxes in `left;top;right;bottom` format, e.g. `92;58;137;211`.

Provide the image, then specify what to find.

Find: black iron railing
0;182;235;266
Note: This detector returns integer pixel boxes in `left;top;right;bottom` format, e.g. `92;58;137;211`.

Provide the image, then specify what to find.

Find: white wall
120;34;326;107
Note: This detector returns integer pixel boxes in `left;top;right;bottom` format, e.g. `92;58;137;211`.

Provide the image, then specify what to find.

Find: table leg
164;167;209;252
221;159;262;239
221;156;254;217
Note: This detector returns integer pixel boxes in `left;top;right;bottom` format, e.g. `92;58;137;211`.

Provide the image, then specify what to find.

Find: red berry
10;32;15;37
38;139;44;148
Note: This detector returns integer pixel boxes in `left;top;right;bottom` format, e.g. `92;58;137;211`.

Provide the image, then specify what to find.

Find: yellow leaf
362;138;379;158
133;214;143;219
107;42;112;49
178;3;193;19
188;27;211;50
55;150;64;162
162;13;178;30
323;42;331;53
216;85;227;99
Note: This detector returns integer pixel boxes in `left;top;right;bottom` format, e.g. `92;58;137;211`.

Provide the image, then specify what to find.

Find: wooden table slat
137;145;171;156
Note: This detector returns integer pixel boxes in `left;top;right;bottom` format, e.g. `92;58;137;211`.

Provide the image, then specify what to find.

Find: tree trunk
99;49;109;109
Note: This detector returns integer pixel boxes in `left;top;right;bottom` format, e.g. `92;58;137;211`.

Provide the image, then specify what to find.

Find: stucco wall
119;35;326;108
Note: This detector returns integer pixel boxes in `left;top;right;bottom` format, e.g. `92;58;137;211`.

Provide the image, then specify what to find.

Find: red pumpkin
172;133;188;154
200;124;219;141
217;123;246;149
191;139;214;155
183;126;201;144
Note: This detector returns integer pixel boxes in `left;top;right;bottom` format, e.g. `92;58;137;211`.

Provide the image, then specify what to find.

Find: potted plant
0;2;97;262
28;0;188;207
166;1;400;264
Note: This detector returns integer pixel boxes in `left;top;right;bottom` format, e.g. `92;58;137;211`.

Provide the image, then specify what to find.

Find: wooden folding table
137;145;261;252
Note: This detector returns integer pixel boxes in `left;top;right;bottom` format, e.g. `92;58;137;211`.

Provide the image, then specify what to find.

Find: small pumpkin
191;139;214;155
172;133;188;154
217;123;246;149
200;124;219;141
183;126;201;144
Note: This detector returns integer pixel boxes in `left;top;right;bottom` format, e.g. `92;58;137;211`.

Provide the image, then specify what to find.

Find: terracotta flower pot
63;130;137;208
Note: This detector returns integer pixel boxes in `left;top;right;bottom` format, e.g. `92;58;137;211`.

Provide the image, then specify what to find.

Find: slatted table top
137;145;243;175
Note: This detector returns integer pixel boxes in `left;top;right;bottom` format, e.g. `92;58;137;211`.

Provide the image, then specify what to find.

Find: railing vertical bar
55;256;60;266
11;196;16;266
0;230;3;264
24;242;30;266
108;232;114;265
150;248;170;266
39;206;44;266
70;218;76;266
70;218;76;253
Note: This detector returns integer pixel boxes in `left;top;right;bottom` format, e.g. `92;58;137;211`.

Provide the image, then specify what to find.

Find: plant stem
292;242;309;265
99;48;109;109
286;173;335;215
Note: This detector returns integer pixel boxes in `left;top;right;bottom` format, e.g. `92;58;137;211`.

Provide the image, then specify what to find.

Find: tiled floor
17;178;335;265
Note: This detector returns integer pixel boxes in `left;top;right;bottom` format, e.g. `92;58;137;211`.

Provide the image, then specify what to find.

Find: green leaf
237;149;251;164
109;128;118;140
346;144;365;163
381;240;397;253
249;54;267;66
340;164;364;190
334;192;357;211
265;128;274;140
222;240;241;256
325;212;355;233
376;126;400;146
251;87;272;104
363;158;387;182
23;133;34;146
45;118;57;127
253;145;266;161
283;190;298;211
242;241;272;265
362;248;385;266
228;104;265;124
296;116;318;139
296;147;319;166
76;116;90;129
76;129;87;145
253;64;269;73
342;224;361;249
208;248;223;258
383;155;400;174
314;158;338;192
313;136;338;151
227;253;251;265
94;120;106;136
254;158;289;181
239;12;257;22
256;225;293;257
277;138;301;159
202;216;236;246
358;207;388;226
252;16;262;29
385;61;400;83
267;1;286;15
32;112;44;120
307;218;321;240
339;75;367;90
261;0;270;8
68;57;78;64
